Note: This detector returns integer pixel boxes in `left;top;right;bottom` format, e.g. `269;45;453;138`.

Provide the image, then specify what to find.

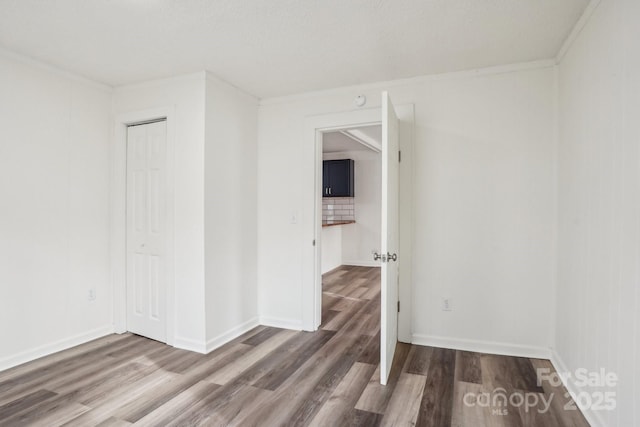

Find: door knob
373;252;387;262
387;252;397;262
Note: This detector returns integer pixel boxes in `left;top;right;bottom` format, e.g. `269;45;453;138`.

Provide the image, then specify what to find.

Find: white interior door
380;92;400;385
126;120;167;343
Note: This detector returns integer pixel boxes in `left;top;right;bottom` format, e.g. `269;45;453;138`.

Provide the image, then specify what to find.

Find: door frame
112;106;176;345
303;103;414;342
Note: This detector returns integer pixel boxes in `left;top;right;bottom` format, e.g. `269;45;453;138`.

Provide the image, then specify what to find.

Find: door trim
112;106;176;346
303;104;414;341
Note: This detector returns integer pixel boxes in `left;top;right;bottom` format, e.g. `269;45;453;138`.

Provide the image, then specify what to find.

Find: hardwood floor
0;266;589;426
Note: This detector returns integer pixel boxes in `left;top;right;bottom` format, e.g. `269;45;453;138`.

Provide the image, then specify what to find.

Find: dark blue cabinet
323;159;354;197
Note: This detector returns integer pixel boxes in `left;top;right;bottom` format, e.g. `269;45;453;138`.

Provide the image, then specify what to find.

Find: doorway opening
318;125;383;362
305;94;410;385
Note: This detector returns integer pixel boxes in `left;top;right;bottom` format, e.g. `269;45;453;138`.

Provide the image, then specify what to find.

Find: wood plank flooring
0;265;589;426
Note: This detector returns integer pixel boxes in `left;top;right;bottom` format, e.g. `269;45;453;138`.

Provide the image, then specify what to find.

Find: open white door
126;120;167;343
380;92;400;385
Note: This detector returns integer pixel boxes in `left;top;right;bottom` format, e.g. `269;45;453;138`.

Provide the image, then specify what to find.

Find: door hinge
398;150;402;162
397;301;400;312
312;239;316;246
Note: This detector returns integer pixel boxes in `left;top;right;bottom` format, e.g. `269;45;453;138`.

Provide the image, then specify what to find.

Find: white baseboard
342;261;381;268
550;350;605;427
411;334;551;359
175;317;261;355
259;316;303;331
173;336;207;354
0;325;115;372
205;317;260;353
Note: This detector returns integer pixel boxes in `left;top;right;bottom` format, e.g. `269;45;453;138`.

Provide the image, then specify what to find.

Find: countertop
322;220;356;227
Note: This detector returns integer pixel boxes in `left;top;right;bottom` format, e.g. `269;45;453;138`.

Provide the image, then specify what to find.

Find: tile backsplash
322;197;355;223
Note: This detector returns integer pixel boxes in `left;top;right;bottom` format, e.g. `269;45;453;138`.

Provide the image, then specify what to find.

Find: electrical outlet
88;289;96;301
442;297;452;311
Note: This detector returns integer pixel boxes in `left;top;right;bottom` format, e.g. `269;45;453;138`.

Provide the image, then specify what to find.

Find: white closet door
126;120;167;342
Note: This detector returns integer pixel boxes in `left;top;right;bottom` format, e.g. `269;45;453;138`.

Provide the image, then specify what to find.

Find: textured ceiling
0;0;589;98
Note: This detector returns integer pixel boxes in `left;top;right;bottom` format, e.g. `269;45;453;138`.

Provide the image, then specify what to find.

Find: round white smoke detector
354;95;366;107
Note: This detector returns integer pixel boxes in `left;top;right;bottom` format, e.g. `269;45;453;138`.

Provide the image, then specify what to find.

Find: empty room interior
0;0;638;426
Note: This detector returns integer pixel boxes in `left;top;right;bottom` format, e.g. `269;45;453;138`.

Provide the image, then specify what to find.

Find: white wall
321;225;342;274
113;73;207;349
414;68;556;355
0;52;112;369
257;64;556;354
324;150;382;267
556;1;640;425
204;72;259;350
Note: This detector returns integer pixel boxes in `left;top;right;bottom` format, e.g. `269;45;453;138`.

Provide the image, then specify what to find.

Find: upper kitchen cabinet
323;159;354;197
